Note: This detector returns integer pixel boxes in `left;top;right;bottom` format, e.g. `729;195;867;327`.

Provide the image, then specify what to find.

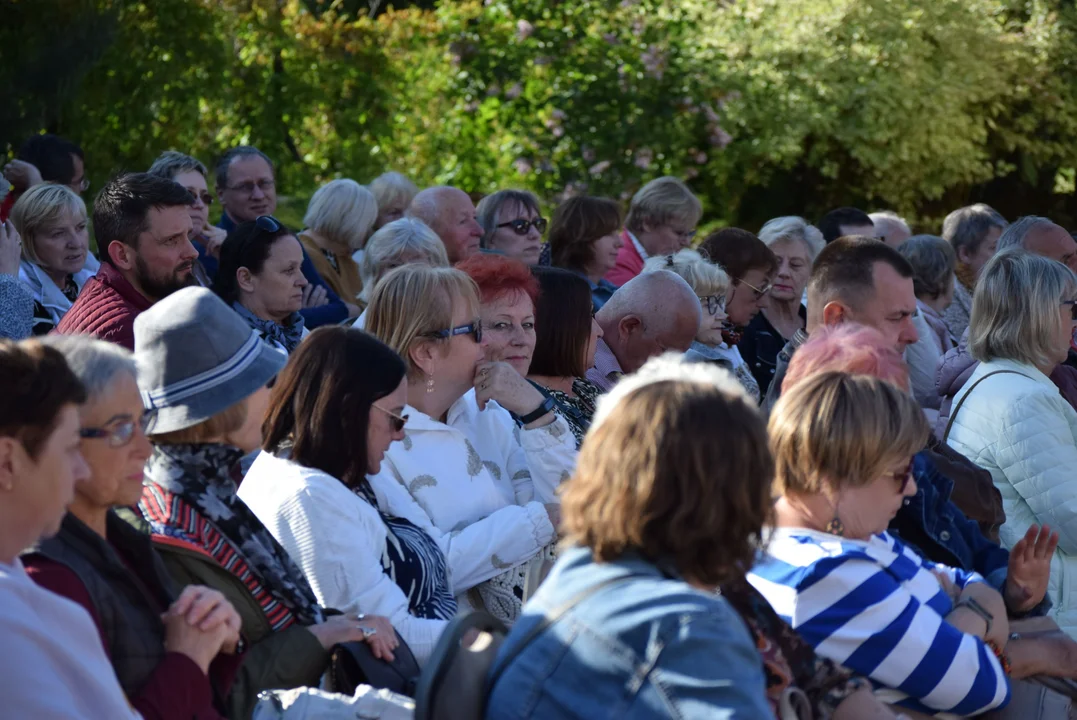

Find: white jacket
368;390;574;583
18;259;95;330
239;452;449;664
945;357;1077;636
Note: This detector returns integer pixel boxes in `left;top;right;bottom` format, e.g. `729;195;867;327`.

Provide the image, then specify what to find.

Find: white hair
591;352;749;433
360;218;450;301
758;216;825;261
370;172;418;214
304;179;379;252
870;211;911;244
39;335;137;399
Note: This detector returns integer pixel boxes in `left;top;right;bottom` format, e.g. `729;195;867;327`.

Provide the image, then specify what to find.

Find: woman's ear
956;245;972;266
236;267;256;294
408;339;439;378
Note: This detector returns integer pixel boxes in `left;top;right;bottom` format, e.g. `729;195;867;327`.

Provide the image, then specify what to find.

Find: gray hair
591;352;749;432
476;190;542;248
897;235;956;300
869;211;911;242
370;172;418;214
942;204;1007;258
147;151;207;181
969;248;1077;368
758;216;825;262
215;146;274;190
303;179;378;252
996;216;1056;253
624;176;702;234
39;335;137;400
360;218;450;301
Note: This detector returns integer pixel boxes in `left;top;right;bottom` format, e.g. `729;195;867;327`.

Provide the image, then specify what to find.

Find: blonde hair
303;179;378;252
562;354;773;587
970;248;1077;368
758;216;825;262
768;372;928;497
641;248;729;298
359;218;449;301
10;183;87;266
624;176;702;234
149;398;248;445
370;172;418;215
365;265;479;380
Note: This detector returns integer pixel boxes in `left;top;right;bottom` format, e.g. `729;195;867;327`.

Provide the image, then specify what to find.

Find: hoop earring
426;374;435;394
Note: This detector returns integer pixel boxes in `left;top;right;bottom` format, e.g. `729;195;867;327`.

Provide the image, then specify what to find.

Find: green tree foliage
5;0;1077;229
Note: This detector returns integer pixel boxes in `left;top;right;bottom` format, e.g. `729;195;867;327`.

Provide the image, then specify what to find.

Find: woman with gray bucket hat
132;286;398;719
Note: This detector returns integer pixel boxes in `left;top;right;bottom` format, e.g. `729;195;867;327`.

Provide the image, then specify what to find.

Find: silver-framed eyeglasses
79;415;151;448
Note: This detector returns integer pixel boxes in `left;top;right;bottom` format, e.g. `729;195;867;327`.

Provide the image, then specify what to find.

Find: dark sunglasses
497;217;547;236
1064;300;1077;321
80;414;151;448
185;189;214;206
886;459;915;494
255;215;283;233
373;404;409;432
427;321;483;344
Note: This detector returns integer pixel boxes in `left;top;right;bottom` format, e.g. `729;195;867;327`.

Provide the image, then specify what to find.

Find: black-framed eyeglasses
255;215;283;233
227;179;276;196
372;404;409;432
699;294;726;316
1063;300;1077;321
426;321;483;344
886;459;915;494
79;415;151;448
496;218;547;236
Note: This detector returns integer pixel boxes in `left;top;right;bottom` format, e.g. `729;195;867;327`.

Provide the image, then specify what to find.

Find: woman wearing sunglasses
366;265;574;624
476;190;547;266
22;335;245;720
215;216;309;356
752;372;1012;717
944;250;1077;637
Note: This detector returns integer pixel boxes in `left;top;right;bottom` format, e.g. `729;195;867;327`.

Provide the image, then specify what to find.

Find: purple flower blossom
589;160;612;175
516;20;534;42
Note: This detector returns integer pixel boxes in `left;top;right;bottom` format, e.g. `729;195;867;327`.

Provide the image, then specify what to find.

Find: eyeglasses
255;215;283;233
372;404;409;432
79;415;151;448
699;295;726;316
226;179;275;196
670;227;697;242
426;321;483;344
738;278;773;299
1063;300;1077;321
185;188;214;206
496;217;548;236
886;459;915;494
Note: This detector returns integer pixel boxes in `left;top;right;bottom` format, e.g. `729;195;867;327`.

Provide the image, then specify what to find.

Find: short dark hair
699;227;778;281
215;146;275;190
17;134;84;186
214;218;295;305
818;207;873;244
529;267;594;378
0;339;87;460
262;327;407;489
808;236;914;310
94;172;194;267
548;196;623;272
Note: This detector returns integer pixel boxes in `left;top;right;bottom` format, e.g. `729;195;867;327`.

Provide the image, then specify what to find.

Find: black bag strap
484;572;645;697
943;369;1029;442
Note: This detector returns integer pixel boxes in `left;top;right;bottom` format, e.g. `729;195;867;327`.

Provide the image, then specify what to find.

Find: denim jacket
889;451;1051;617
485;546;771;720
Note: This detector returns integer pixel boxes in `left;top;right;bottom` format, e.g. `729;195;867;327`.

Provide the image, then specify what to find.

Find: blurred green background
6;0;1077;234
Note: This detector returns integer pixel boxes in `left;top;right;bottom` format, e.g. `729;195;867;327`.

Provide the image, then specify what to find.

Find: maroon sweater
54;262;153;350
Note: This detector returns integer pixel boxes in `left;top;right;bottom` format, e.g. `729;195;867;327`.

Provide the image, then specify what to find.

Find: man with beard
56;173;197;350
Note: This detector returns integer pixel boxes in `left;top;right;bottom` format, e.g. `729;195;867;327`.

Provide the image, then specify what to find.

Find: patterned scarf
232;301;306;355
140;443;323;629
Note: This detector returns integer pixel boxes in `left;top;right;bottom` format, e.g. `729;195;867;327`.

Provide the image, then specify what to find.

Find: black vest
27;511;177;696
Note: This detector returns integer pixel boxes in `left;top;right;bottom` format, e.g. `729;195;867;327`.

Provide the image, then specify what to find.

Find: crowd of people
5;132;1077;719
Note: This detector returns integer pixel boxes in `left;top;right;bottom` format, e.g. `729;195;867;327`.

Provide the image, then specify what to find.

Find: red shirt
604;230;646;287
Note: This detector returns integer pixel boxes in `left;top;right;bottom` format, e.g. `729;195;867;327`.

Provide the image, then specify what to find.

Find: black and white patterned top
533;377;601;448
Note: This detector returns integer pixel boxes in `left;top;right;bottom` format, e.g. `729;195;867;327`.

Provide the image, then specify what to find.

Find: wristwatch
955;596;994;635
515;396;556;426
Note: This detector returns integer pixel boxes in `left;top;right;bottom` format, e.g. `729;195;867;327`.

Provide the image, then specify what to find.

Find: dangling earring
825;517;845;536
426;374;435;394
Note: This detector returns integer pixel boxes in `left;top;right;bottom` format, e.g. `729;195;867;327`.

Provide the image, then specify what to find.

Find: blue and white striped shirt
748;528;1010;717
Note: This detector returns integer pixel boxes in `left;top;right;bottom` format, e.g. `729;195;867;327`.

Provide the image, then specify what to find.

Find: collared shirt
585;337;624;393
626;230;649;261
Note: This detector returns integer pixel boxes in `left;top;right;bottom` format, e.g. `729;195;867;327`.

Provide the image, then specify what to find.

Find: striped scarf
139;443;323;630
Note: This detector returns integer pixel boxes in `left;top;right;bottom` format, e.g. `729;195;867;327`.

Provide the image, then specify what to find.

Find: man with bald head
586;270;702;392
996;215;1077;273
407;186;484;263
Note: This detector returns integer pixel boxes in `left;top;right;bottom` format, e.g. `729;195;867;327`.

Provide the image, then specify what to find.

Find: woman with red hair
457;254;540;377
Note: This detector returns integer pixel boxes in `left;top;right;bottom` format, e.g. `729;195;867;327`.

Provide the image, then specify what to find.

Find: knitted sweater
0;273;33;340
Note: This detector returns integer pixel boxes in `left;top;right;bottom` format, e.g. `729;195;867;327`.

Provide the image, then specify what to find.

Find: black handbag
327;637;421;698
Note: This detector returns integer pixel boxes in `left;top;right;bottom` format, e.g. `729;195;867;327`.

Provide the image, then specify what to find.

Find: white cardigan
369;390;574;537
238;452;449;664
946;357;1077;637
0;558;140;719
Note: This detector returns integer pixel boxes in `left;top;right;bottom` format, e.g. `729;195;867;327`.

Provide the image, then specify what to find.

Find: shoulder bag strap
942;370;1029;442
485;572;646;694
